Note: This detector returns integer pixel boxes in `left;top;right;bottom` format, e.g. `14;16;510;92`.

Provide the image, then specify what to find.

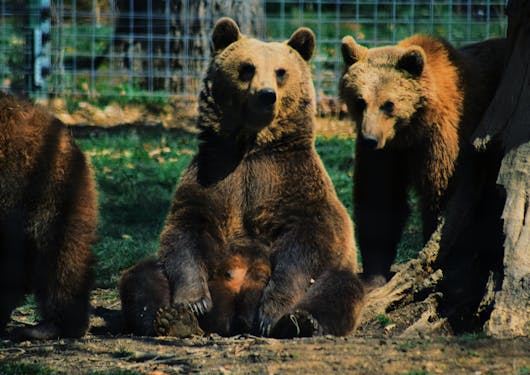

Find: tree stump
473;0;530;337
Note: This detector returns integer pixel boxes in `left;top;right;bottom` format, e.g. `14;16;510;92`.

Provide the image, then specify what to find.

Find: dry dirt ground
1;289;529;375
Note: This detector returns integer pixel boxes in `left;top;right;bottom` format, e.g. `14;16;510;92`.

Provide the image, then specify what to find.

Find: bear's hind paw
154;305;204;338
270;310;322;339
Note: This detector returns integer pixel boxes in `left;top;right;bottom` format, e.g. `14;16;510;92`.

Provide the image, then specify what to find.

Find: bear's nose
258;88;277;105
360;135;378;150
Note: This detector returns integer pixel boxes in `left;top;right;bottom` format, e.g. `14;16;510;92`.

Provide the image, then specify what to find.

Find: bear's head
339;36;427;149
204;252;270;336
202;17;316;141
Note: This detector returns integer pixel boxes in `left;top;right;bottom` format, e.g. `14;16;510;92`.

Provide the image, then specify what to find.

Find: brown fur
120;17;364;338
339;35;506;284
0;91;97;339
120;244;270;337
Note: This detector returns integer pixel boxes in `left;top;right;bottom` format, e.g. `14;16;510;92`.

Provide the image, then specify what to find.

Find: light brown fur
340;35;505;284
0;91;97;339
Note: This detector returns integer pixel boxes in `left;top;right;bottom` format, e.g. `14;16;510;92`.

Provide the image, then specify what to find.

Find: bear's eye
239;63;255;82
224;270;234;280
276;68;287;81
354;97;366;111
381;100;395;115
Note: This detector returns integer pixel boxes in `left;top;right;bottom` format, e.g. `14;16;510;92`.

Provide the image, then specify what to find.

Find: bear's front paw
270;310;322;339
153;305;204;338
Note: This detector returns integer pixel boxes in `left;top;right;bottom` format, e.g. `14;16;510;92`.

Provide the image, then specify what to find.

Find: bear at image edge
119;17;364;338
0;91;98;340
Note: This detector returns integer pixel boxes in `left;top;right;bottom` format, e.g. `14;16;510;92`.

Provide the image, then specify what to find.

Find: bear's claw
153;305;204;338
188;297;212;316
258;319;273;337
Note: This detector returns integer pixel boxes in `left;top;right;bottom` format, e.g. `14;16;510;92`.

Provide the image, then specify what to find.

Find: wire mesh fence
0;0;507;111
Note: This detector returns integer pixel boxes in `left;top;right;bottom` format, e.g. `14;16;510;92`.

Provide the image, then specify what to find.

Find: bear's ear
211;17;241;53
396;47;425;77
287;27;316;61
341;36;367;66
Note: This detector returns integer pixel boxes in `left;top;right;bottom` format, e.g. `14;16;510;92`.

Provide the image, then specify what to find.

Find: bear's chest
211;156;285;240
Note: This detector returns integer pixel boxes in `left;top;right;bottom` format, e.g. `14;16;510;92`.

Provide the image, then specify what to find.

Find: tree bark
113;0;265;93
474;0;530;336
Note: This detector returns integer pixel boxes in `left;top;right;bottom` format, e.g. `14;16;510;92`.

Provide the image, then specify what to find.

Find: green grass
0;363;60;375
78;130;198;287
78;131;422;287
375;313;394;327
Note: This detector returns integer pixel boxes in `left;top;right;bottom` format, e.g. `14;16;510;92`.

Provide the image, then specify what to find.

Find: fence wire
0;0;507;106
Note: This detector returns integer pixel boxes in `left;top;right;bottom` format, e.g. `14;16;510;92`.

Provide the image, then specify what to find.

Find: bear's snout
257;88;277;106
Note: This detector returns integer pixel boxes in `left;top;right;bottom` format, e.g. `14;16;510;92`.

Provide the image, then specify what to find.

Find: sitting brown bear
0;91;97;339
119;17;364;338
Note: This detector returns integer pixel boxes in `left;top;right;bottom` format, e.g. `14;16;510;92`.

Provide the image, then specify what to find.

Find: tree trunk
360;0;530;338
113;0;265;93
473;0;530;337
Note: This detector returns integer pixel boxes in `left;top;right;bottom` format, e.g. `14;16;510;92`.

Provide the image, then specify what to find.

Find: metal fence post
29;0;51;100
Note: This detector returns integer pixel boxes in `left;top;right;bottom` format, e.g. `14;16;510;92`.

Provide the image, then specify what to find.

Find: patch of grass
316;136;355;215
375;313;394;327
405;370;430;375
396;191;424;264
78;132;422;287
0;362;60;375
518;367;530;375
14;295;40;323
78;130;197;287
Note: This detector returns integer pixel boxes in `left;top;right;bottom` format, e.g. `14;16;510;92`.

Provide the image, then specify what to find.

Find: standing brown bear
0;91;97;339
339;35;505;287
119;17;364;338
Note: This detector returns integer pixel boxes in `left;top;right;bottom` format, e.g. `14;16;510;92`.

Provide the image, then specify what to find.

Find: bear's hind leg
0;215;28;335
27;237;94;340
0;249;26;335
119;257;171;336
270;269;364;338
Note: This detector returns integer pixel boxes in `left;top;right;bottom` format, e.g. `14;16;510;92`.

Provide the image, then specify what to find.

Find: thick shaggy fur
339;35;505;285
120;17;364;338
0;91;97;339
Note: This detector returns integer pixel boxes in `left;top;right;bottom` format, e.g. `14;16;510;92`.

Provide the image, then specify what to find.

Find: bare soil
1;288;529;375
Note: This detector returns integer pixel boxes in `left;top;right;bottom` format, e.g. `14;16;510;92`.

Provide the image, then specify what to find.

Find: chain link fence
0;0;507;113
